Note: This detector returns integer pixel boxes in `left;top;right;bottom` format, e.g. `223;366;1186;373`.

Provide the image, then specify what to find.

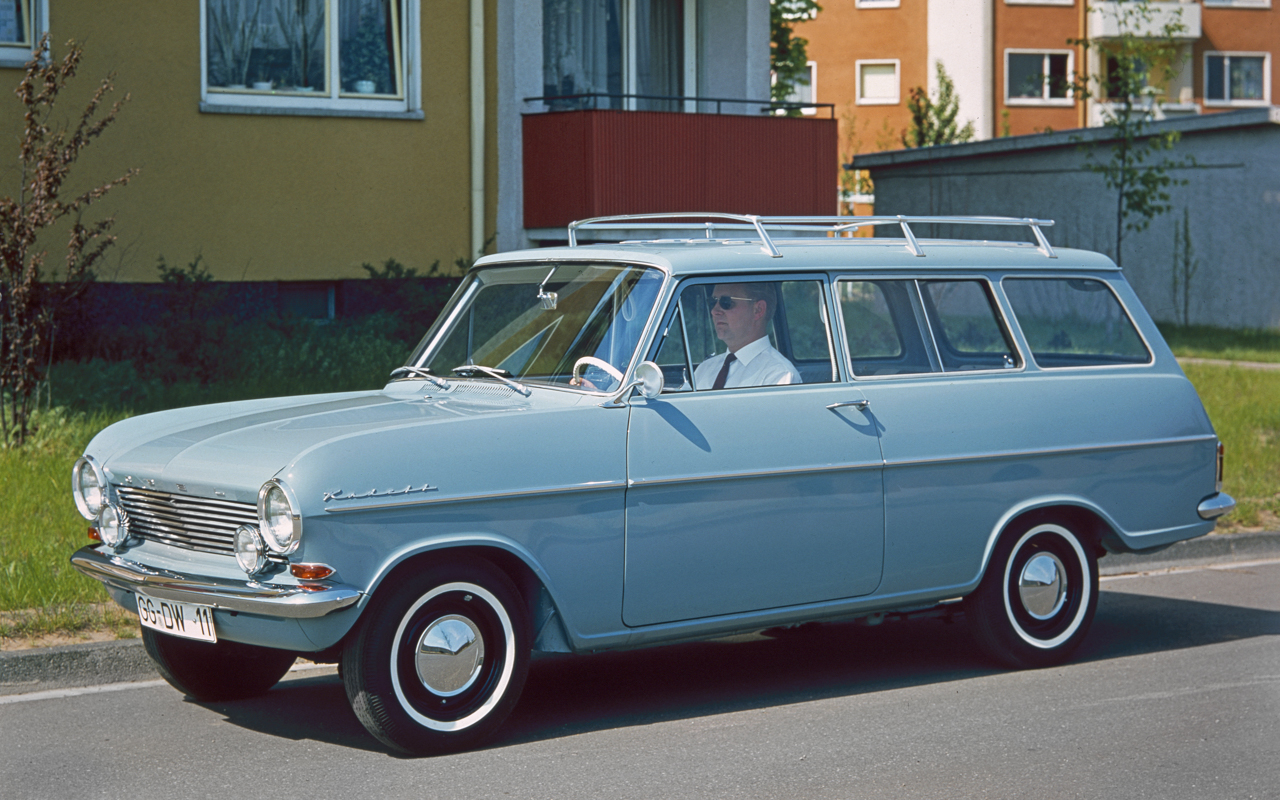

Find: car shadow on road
200;590;1280;755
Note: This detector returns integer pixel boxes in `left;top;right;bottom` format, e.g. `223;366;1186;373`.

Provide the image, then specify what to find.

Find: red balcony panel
523;110;838;230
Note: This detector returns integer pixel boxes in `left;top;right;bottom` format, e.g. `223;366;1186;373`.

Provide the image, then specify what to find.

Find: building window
542;0;691;112
1004;0;1074;6
1204;52;1269;105
855;0;900;8
201;0;420;115
0;0;46;68
1202;1;1270;8
856;60;899;105
1005;51;1073;104
773;61;817;115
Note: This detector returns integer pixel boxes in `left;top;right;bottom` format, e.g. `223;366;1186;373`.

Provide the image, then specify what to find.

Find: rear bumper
1197;492;1236;520
71;545;362;619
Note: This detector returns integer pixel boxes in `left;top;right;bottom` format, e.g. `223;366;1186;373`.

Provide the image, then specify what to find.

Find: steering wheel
571;356;625;389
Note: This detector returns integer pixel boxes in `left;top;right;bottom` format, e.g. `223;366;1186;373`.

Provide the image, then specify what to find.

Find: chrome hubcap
1018;552;1067;620
415;615;484;696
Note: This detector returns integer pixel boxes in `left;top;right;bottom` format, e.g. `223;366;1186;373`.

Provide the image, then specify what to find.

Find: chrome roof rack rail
567;214;1057;259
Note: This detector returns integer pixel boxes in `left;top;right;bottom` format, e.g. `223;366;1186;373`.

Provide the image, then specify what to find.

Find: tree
0;37;136;446
771;0;821;114
1070;0;1190;268
901;62;976;148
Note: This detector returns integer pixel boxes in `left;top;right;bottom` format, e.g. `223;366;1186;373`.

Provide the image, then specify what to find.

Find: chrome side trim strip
70;546;361;619
628;462;884;488
883;434;1218;469
1197;492;1236;520
322;479;629;513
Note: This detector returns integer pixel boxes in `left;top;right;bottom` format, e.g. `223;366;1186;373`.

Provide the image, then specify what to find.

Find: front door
622;276;885;627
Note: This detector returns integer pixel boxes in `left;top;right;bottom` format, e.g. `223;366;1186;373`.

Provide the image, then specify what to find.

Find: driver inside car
693;282;801;390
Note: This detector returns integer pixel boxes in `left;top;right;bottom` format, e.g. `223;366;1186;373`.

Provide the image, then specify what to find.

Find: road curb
1099;529;1280;575
3;531;1277;696
0;638;157;697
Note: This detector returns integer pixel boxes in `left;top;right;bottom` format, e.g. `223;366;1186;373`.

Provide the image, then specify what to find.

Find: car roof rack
567;213;1058;259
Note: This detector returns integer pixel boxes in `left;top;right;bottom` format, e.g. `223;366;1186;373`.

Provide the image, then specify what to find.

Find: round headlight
98;504;129;550
72;456;109;520
257;480;302;554
234;525;268;576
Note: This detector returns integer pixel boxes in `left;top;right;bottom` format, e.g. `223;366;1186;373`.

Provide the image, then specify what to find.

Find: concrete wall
857;108;1280;329
0;1;493;283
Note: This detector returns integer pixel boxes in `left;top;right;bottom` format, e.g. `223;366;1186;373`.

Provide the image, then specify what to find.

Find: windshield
407;262;665;392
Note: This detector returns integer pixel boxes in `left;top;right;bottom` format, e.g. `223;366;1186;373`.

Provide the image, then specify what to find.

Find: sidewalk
3;531;1278;697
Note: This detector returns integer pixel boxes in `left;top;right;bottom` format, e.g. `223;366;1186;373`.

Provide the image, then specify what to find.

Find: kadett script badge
323;484;436;503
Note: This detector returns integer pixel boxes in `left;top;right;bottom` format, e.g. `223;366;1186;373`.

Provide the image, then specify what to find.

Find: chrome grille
116;486;256;556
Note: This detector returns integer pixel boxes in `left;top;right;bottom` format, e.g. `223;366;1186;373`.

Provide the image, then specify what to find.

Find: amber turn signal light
88;527;101;541
290;563;334;580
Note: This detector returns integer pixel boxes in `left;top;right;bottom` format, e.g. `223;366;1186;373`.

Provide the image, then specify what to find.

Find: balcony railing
522;98;839;231
525;92;835;117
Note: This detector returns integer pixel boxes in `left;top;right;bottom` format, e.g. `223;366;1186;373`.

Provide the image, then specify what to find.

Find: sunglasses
709;295;757;311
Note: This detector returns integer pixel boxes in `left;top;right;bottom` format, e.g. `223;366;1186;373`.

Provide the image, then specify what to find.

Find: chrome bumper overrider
1197;492;1237;520
71;546;362;619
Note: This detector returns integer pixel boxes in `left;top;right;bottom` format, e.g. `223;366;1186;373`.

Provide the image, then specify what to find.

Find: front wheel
341;558;531;755
969;520;1099;669
141;627;296;701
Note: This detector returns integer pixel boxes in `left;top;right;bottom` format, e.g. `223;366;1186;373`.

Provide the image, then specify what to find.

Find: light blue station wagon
70;215;1233;754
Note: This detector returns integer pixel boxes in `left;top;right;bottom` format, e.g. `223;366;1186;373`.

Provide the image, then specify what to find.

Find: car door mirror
633;361;664;399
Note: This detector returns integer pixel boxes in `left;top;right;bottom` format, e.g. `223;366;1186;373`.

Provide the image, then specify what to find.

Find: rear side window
919;280;1020;371
1003;278;1150;367
837;280;934;377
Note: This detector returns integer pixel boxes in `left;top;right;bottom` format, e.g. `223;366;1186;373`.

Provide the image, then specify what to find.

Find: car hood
87;381;583;504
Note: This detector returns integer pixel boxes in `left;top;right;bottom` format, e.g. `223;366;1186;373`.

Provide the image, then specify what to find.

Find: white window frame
199;0;422;118
1004;49;1075;106
0;0;47;69
856;59;900;106
1004;0;1074;6
1203;51;1271;107
856;0;900;8
1202;0;1270;8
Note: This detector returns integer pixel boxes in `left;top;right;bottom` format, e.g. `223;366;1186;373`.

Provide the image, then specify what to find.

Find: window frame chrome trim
832;273;1029;381
998;274;1156;370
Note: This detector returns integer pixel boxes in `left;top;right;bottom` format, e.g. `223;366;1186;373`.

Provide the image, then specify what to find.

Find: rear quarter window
1003;278;1150;368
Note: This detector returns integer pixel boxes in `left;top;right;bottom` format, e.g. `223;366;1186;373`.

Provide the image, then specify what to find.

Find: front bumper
71;545;363;619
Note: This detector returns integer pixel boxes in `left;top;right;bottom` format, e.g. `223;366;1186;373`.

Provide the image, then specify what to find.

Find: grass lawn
2;346;1278;645
1158;323;1280;364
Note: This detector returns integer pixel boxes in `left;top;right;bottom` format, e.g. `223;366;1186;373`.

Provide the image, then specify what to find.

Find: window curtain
634;0;683;111
543;0;623;109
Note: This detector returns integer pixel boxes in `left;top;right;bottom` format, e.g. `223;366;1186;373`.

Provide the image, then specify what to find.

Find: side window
1003;278;1150;367
837;280;935;377
650;278;834;391
919;280;1021;371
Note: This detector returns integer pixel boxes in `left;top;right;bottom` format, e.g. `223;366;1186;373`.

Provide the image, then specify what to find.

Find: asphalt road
2;560;1277;800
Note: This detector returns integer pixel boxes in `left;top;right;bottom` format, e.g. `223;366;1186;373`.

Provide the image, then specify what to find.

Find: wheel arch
357;539;571;654
978;499;1115;585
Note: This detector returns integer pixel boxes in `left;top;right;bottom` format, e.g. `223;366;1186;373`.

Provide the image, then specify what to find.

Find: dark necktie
712;353;737;390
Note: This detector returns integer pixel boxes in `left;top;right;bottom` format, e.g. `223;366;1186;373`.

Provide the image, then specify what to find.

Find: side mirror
633;361;664;399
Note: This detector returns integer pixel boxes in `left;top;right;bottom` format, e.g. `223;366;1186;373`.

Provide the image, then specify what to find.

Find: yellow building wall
0;1;497;282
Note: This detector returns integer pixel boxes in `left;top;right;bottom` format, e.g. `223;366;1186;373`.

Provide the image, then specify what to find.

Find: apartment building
796;0;1278;154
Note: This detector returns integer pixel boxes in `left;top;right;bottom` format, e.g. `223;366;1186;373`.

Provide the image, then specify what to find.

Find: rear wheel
969;520;1098;669
141;627;296;701
341;557;531;755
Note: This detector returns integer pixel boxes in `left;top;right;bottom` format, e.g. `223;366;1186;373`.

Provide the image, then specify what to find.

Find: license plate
136;594;217;643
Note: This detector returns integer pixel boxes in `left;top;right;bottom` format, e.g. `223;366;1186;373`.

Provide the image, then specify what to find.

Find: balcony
1087;1;1201;40
522;100;838;232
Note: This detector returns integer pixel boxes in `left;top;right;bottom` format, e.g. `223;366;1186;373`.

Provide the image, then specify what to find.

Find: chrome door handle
827;399;870;411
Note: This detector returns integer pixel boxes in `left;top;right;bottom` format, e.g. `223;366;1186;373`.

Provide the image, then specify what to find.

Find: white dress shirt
692;335;802;390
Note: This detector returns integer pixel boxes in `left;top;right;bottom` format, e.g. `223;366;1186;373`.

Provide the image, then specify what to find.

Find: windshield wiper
450;364;531;396
389;365;451;390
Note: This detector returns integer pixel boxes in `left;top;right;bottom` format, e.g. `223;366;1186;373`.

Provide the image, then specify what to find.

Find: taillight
1216;441;1225;493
